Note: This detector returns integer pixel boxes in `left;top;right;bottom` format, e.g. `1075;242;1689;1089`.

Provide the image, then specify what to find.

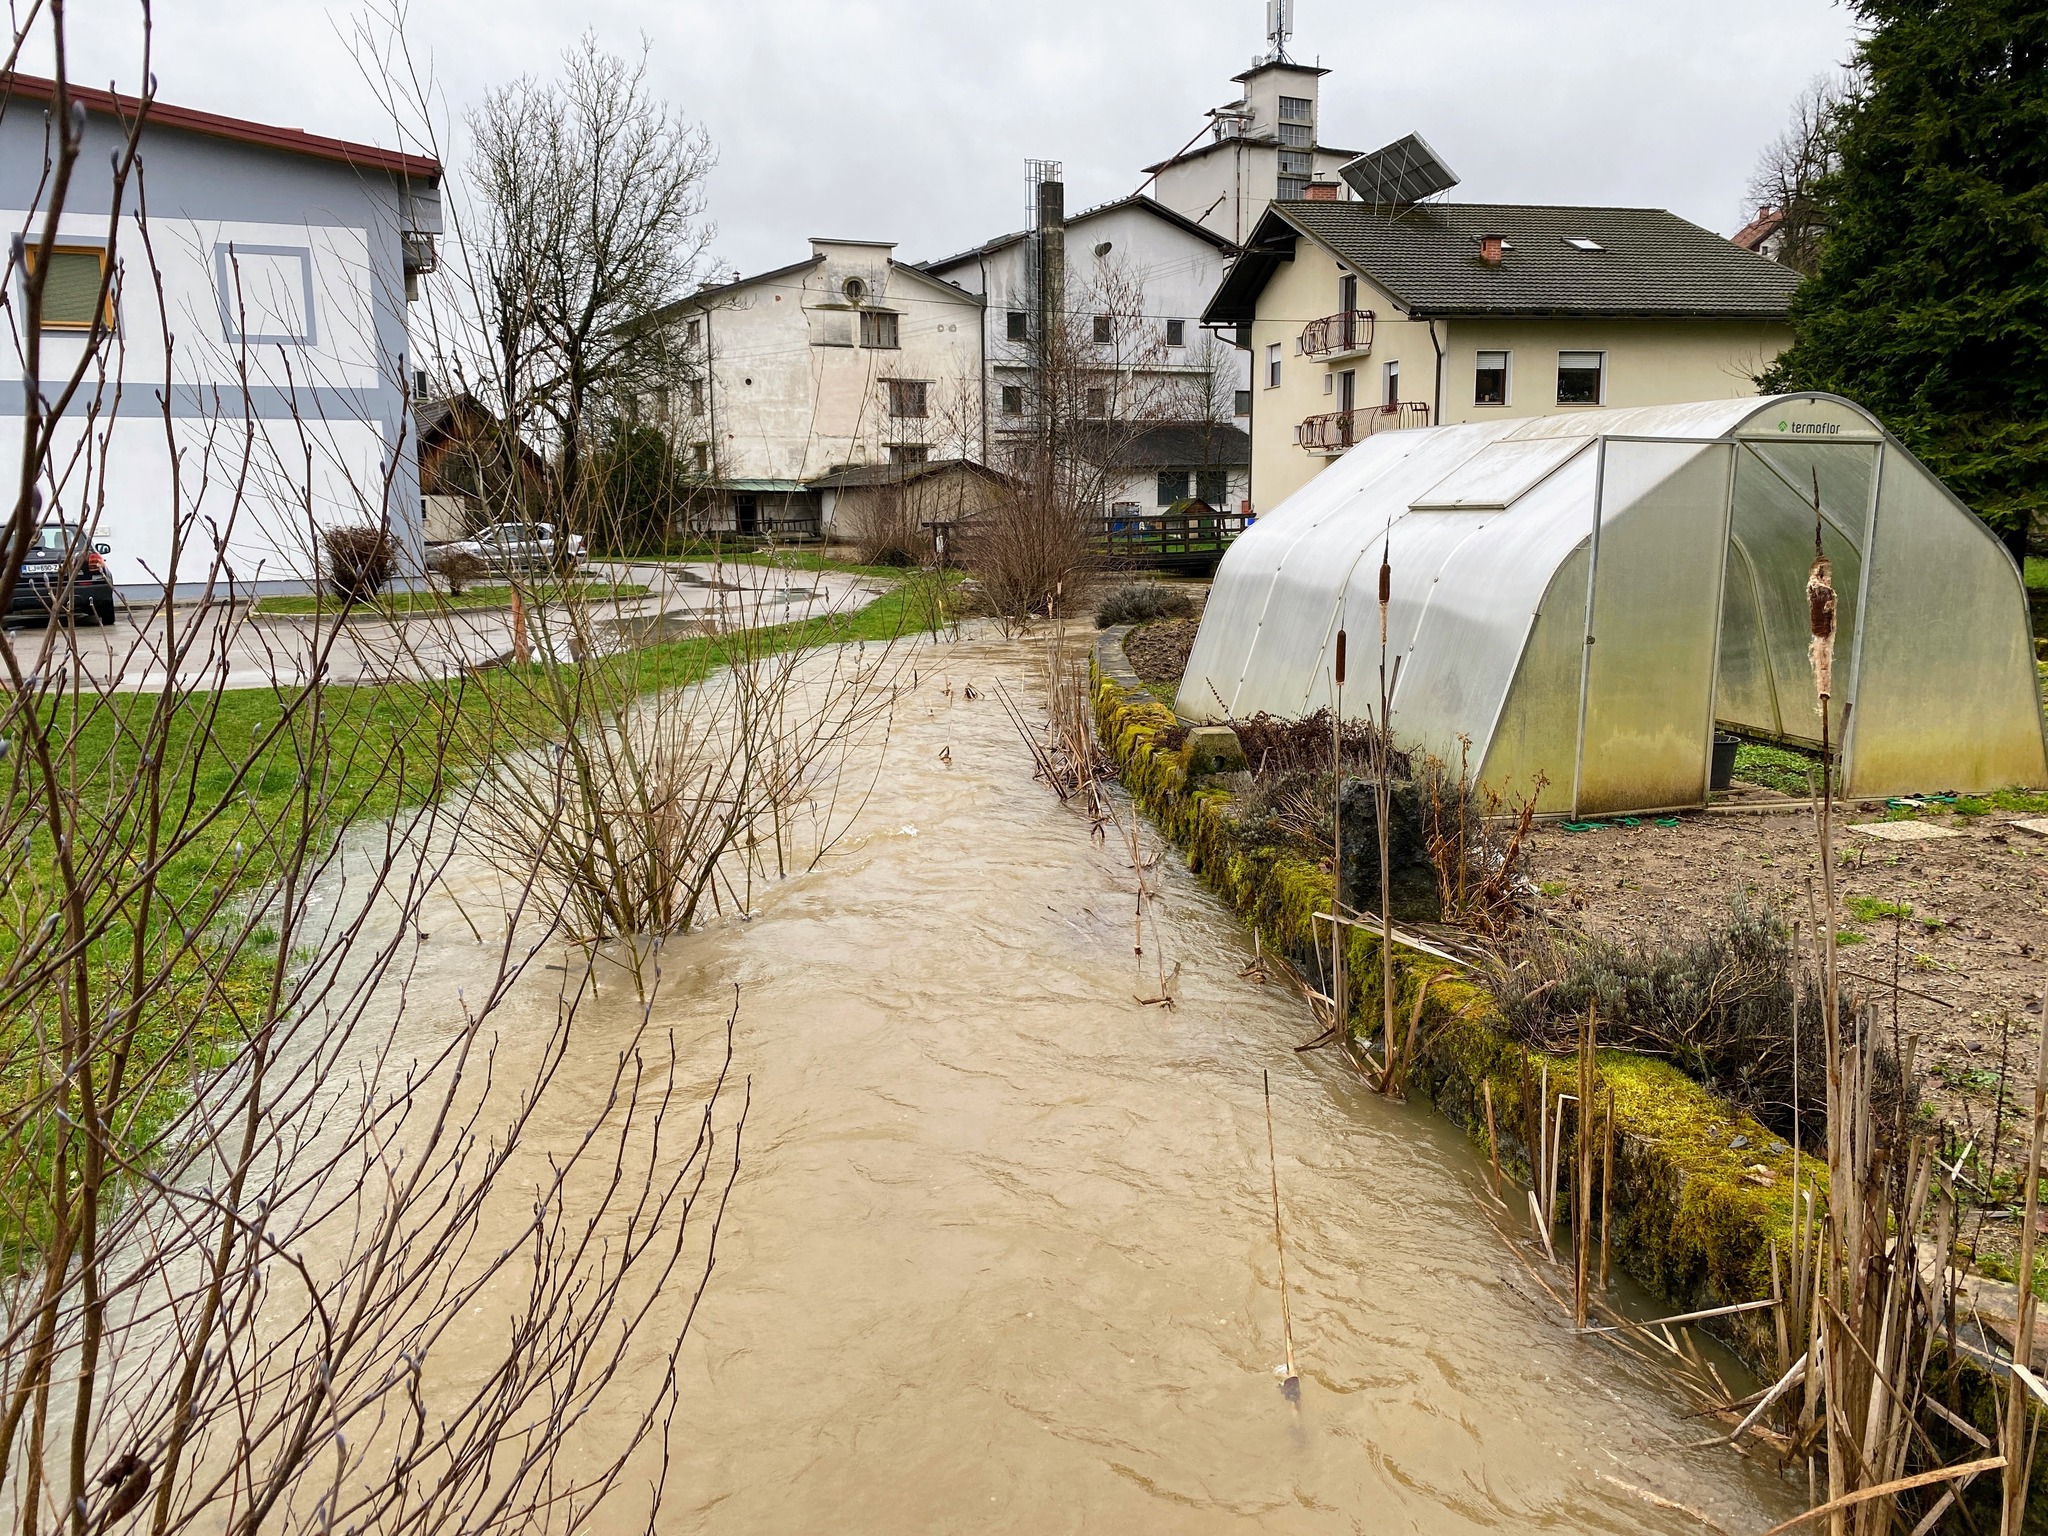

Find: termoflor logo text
1777;419;1842;436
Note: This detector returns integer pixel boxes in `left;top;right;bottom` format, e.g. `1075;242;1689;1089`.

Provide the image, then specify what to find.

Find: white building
1141;59;1362;247
649;238;985;534
922;192;1250;460
2;73;439;595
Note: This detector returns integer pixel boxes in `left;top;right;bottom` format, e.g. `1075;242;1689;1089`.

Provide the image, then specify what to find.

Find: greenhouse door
1573;439;1736;816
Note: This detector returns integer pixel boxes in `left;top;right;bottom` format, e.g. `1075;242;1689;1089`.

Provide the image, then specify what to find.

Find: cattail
1806;474;1835;707
1806;550;1835;705
1377;542;1391;646
1334;630;1346;688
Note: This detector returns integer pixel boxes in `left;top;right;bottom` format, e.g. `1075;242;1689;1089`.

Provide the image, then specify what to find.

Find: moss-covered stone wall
1093;662;1824;1369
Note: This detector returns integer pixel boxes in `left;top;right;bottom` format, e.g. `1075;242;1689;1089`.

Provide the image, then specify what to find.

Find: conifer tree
1760;1;2048;551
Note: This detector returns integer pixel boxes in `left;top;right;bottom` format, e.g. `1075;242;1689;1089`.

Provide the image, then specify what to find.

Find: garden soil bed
1119;616;1201;686
1524;805;2048;1133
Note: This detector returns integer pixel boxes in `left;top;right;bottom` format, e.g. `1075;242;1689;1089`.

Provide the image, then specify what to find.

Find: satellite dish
1339;133;1461;207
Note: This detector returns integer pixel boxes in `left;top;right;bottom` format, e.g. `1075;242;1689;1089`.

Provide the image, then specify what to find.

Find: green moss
1094;667;1830;1367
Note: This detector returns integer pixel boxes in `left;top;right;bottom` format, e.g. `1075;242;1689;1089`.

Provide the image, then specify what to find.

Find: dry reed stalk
1576;1005;1596;1330
1600;1082;1614;1294
1332;629;1347;1037
2001;990;2048;1532
1264;1070;1299;1393
1483;1080;1504;1198
1374;546;1397;1087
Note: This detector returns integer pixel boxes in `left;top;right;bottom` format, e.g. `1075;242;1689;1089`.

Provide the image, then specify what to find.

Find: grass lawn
2;569;953;1256
249;580;649;618
605;546;913;581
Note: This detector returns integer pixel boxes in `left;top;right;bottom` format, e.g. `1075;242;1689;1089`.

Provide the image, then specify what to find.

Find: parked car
444;522;586;574
6;522;116;624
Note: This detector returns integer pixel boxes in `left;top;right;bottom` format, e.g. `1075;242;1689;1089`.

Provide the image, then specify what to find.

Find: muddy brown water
393;633;1805;1531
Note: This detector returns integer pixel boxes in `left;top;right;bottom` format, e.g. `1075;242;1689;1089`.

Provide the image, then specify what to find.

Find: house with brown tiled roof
1203;196;1801;510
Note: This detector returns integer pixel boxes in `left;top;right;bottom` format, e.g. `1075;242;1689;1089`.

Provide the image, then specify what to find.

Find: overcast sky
54;0;1861;276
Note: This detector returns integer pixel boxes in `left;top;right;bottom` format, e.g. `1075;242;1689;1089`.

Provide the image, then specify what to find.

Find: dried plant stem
1483;1080;1504;1198
2002;987;2048;1532
1264;1070;1298;1387
1576;1005;1596;1330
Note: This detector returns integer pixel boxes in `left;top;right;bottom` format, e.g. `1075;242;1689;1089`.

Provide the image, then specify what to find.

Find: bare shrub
322;523;396;602
430;544;489;595
963;482;1096;628
1094;580;1191;630
850;492;928;568
0;18;759;1532
469;623;904;982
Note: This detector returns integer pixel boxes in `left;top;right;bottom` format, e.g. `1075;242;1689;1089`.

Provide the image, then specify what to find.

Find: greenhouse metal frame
1179;394;2046;816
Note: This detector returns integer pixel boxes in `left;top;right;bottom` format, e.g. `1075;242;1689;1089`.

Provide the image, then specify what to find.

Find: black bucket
1711;732;1740;791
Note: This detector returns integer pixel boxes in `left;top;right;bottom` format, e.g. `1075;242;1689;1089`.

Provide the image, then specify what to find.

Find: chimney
1478;235;1505;267
1304;181;1340;201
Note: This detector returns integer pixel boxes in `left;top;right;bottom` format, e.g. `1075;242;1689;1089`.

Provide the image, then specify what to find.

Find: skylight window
1564;237;1605;252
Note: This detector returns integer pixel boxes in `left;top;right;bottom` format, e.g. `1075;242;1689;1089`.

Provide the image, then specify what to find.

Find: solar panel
1338;134;1461;207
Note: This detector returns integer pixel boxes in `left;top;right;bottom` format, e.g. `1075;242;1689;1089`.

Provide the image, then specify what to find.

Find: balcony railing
1297;309;1375;359
1295;401;1432;453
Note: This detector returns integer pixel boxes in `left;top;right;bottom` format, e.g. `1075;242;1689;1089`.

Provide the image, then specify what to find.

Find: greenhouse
1179;394;2046;816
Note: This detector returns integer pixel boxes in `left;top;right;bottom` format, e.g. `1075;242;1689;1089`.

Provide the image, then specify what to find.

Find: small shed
1179;394;2046;815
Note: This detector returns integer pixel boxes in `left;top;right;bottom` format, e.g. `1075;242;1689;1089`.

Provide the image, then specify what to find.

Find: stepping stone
2011;818;2048;838
1847;820;1961;842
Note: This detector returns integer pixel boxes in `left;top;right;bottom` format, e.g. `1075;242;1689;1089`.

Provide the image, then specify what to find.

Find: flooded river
501;632;1789;1534
367;631;1801;1533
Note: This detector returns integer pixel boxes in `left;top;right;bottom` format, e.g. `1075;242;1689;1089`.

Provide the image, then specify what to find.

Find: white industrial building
646;238;986;534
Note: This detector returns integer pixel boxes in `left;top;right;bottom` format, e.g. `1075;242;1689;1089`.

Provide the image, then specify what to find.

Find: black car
7;523;117;624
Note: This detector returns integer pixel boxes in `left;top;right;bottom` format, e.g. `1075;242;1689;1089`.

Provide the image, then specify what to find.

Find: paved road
0;560;889;693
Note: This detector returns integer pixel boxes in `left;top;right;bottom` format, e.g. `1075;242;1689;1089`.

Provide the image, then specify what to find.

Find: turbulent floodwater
397;632;1804;1532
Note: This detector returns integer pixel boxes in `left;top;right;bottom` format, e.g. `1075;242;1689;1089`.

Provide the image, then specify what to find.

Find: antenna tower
1263;0;1294;64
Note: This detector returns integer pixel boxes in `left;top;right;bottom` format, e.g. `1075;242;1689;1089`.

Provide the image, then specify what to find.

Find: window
1001;384;1024;416
1265;343;1282;388
1157;470;1191;506
1007;310;1028;341
1557;351;1604;405
1279;150;1313;177
1278;95;1314;123
1084;386;1109;418
1277;122;1311;148
30;246;113;331
886;379;928;418
1382;360;1400;406
1197;469;1230;506
1165;318;1186;347
685;317;701;348
1233;389;1252;417
1092;315;1113;344
1474;350;1509;407
1563;237;1605;252
859;310;899;349
692;443;709;473
842;276;868;303
1323;372;1334;395
889;444;929;465
1277;177;1310;201
689;378;705;411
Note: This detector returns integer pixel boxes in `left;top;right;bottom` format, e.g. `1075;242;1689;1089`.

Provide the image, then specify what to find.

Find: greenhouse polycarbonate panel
1713;537;1782;737
1478;540;1592;815
1408;435;1590;511
1392;447;1601;773
1844;450;2047;797
1179;422;1522;723
1575;440;1734;815
1726;441;1873;748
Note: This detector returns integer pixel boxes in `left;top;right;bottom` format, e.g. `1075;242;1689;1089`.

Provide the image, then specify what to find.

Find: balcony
1297;309;1375;360
1295;402;1432;453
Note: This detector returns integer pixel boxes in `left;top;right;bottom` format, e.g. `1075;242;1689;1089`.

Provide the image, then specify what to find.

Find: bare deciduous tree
1744;73;1853;277
467;35;719;509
